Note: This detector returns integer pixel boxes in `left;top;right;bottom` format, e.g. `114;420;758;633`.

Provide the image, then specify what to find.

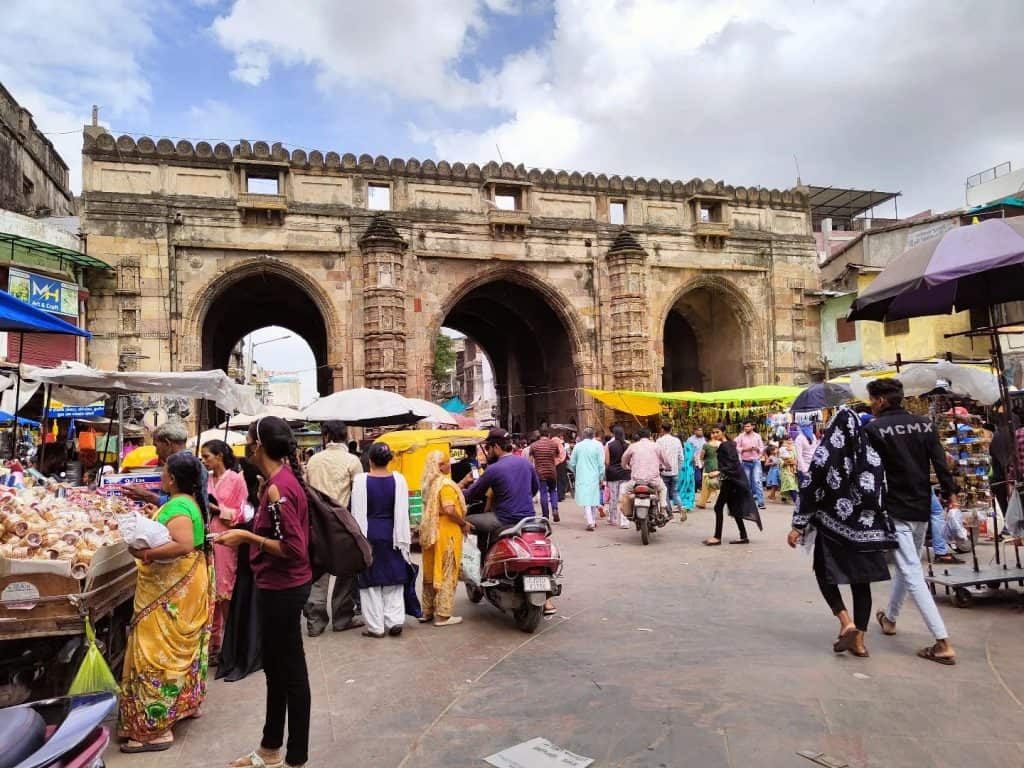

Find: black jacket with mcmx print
864;408;957;522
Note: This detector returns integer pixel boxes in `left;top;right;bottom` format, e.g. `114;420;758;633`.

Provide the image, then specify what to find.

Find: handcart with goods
0;363;257;704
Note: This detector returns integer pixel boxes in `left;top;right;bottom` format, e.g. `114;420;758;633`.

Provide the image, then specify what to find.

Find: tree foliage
433;334;455;382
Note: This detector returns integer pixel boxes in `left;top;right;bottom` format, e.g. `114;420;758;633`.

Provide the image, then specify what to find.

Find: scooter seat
0;706;46;768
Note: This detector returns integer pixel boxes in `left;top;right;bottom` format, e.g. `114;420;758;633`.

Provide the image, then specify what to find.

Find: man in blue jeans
865;378;957;665
735;420;766;509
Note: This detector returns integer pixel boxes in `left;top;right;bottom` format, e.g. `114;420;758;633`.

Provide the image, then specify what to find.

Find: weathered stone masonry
79;130;821;426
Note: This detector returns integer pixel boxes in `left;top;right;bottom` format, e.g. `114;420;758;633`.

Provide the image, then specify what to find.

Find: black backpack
305;486;373;580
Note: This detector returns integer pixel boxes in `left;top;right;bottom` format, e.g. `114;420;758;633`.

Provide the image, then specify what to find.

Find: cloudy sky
3;0;1022;397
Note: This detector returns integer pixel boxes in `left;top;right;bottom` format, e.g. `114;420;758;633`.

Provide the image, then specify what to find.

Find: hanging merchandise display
934;407;992;514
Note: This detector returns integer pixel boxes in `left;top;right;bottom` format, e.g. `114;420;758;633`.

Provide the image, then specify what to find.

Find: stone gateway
80;129;821;428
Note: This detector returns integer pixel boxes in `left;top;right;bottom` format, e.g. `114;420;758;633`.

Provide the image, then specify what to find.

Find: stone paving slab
104;502;1024;768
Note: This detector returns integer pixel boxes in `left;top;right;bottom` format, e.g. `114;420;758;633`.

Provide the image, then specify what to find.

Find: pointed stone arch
659;274;767;390
181;256;346;394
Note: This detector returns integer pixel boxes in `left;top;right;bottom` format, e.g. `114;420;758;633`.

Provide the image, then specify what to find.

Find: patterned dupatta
793;408;897;552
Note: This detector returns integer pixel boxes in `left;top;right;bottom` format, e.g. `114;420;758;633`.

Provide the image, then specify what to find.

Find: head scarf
419;450;466;551
793;408;895;551
799;423;815;443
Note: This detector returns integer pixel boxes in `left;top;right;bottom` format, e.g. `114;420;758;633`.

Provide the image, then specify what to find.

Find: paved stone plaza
106;502;1024;768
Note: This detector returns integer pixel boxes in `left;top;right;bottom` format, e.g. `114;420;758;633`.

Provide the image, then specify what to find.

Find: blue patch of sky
107;2;556;163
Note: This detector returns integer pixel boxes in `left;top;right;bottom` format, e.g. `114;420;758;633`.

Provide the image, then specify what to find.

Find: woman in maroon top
215;416;312;768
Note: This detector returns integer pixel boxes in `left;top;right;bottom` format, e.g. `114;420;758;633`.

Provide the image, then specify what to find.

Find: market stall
849;217;1024;607
585;385;804;433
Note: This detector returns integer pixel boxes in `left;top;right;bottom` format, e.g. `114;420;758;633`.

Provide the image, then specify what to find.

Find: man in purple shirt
463;428;542;557
462;429;555;614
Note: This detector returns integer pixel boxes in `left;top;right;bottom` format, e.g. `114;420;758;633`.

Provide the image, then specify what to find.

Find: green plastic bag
68;617;120;695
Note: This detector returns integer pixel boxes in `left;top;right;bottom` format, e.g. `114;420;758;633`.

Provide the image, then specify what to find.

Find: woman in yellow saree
419;450;471;627
119;451;212;753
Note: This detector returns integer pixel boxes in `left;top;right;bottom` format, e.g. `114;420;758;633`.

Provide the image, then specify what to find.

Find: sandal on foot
361;630;385;639
875;610;896;636
227;750;283;768
833;626;859;654
703;538;721;546
121;738;173;754
918;645;956;666
418;615;434;623
728;538;750;545
434;616;463;626
543;605;558;616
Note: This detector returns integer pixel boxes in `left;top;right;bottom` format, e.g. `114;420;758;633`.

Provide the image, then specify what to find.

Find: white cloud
0;0;156;192
426;0;1024;214
211;0;516;106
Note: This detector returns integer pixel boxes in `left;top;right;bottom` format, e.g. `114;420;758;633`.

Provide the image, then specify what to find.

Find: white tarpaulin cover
219;404;308;429
303;387;430;427
850;361;1001;405
189;429;247;448
407;398;459;427
19;362;259;413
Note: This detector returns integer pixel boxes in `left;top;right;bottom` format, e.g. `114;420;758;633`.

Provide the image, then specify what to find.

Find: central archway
439;274;582;432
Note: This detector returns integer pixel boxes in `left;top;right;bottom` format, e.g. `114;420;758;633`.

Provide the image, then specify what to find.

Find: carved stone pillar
359;215;408;393
606;231;651;391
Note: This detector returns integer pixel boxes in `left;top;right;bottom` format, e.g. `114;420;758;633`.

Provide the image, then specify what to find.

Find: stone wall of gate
79;130;822;424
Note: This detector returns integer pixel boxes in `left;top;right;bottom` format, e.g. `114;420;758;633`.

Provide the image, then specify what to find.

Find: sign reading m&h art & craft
7;268;79;317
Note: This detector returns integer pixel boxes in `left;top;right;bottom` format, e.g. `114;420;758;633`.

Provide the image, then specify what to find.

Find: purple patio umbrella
848;217;1024;321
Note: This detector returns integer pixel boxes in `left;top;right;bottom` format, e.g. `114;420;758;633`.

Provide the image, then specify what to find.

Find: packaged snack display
935;410;992;513
0;487;133;579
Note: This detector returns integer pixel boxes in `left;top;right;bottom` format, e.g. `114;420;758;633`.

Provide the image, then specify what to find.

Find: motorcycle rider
461;428;556;615
620;428;670;521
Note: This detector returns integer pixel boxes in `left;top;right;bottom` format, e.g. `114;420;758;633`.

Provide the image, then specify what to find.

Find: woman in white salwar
350;443;411;638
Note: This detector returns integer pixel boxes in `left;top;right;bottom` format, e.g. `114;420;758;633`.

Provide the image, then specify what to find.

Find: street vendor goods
0;487;131;578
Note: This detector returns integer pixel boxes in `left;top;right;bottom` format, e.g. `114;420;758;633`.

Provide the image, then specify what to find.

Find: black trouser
303;573;359;633
556;463;569;501
713;493;747;540
817;577;872;632
467;511;505;560
258;583;312;766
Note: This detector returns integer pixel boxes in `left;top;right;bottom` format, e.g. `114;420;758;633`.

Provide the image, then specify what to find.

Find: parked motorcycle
0;691;115;768
466;516;563;633
631;484;670;545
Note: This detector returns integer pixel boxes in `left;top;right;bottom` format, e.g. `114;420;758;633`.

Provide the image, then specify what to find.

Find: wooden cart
0;547;136;706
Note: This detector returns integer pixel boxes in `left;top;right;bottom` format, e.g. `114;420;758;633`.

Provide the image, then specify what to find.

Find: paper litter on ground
484;737;593;768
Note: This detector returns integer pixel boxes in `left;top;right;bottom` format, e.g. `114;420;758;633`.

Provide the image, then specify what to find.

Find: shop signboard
99;472;162;497
47;401;106;418
7;268;79;317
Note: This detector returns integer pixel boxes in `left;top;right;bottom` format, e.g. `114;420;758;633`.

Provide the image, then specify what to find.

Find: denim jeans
742;459;764;505
929;492;949;556
885;520;949;641
661;473;683;510
537;476;558;517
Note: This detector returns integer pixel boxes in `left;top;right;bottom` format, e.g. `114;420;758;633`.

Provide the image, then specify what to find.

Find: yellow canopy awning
584;385;804;417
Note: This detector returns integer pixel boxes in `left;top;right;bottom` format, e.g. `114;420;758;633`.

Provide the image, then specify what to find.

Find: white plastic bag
460;534;481;586
117;511;172;549
1006;490;1024;538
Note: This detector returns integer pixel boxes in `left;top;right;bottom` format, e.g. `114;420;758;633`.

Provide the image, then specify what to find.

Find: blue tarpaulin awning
0;288;91;336
441;396;467;413
0;411;40;427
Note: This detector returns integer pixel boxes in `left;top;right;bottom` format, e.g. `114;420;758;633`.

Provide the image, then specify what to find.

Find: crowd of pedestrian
111;376;968;762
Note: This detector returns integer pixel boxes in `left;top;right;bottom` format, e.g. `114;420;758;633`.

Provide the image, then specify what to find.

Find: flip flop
433;616;463;626
121;739;173;754
875;610;896;636
418;615;434;623
703;538;721;546
728;539;750;545
833;626;859;654
227;751;284;768
918;645;956;666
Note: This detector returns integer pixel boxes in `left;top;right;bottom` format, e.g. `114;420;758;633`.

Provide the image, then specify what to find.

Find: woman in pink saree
201;439;249;661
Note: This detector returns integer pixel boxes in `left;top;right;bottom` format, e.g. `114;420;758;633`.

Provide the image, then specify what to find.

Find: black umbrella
790;382;853;413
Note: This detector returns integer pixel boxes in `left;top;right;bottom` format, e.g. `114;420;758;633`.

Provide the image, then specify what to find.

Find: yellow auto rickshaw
373;429;487;528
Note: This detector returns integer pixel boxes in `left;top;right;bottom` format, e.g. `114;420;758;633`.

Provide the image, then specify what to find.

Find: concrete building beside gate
0;84;110;367
79;128;823;429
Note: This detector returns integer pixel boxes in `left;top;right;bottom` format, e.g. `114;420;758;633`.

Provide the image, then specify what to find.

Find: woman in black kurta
788;408;895;658
705;426;762;545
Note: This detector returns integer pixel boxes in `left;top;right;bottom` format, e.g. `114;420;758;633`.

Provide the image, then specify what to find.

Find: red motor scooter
466;516;563;633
